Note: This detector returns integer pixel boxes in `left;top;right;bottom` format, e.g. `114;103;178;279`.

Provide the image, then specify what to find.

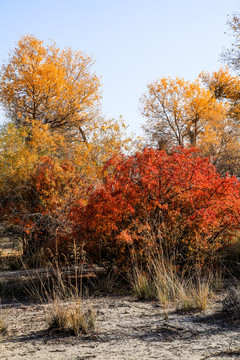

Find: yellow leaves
72;116;132;181
200;67;240;100
28;120;65;156
140;68;240;175
141;76;228;149
0;120;66;193
198;67;240;172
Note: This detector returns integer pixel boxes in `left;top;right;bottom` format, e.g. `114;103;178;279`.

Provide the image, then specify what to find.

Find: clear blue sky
0;0;240;135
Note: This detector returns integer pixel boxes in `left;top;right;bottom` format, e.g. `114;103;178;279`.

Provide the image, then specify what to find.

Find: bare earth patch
1;293;240;360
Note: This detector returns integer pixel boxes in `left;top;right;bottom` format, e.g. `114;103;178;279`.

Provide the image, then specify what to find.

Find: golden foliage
0;120;65;193
200;67;240;174
140;72;240;175
0;35;101;139
140;76;227;149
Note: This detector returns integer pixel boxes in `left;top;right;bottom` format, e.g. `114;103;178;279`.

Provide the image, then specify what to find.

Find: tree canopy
0;35;101;141
140;77;227;148
140;72;240;176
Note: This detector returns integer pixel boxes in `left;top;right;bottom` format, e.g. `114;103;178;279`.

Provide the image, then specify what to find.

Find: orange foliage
0;35;101;139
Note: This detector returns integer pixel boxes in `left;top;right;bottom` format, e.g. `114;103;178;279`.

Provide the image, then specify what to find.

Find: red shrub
70;148;240;268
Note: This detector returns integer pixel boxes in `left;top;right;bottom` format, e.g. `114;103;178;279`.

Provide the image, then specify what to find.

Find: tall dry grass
24;242;97;336
130;241;213;312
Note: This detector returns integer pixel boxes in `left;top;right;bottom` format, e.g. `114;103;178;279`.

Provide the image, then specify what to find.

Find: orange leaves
200;67;238;100
0;35;101;138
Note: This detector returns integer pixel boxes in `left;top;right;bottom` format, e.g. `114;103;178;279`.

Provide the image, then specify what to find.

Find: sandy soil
1;293;240;360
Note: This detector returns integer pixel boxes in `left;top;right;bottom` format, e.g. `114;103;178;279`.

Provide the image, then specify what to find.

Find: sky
0;0;240;136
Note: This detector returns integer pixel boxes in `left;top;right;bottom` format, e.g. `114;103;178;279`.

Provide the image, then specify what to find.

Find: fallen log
0;265;106;281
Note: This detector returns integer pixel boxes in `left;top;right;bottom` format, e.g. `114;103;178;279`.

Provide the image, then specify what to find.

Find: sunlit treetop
0;35;101;140
140;76;227;149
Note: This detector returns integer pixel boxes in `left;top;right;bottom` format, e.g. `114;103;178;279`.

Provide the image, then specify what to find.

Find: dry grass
130;250;212;312
176;277;211;312
131;267;156;300
22;243;97;336
152;257;186;305
47;298;96;336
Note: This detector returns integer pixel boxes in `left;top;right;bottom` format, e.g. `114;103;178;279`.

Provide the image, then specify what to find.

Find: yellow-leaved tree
0;35;101;141
140;77;226;146
200;67;240;175
0;120;67;256
140;75;239;175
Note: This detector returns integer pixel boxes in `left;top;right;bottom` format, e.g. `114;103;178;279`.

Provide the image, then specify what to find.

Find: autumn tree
200;67;240;175
0;35;133;263
197;14;240;175
140;77;227;150
201;67;240;119
0;35;101;141
214;15;240;121
0;120;65;204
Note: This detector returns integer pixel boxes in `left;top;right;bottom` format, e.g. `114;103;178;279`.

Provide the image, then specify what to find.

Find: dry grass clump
176;277;211;312
152;258;185;305
24;244;97;336
221;286;240;322
47;299;96;336
27;264;97;336
130;251;212;311
131;260;184;303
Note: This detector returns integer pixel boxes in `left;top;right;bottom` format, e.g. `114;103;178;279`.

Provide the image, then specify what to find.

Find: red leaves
10;147;239;267
71;147;240;267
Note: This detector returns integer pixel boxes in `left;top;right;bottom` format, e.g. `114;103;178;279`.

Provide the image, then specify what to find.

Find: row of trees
0;19;240;268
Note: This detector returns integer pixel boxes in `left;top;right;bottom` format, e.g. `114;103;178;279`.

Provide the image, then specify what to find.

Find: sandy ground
1;294;240;360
